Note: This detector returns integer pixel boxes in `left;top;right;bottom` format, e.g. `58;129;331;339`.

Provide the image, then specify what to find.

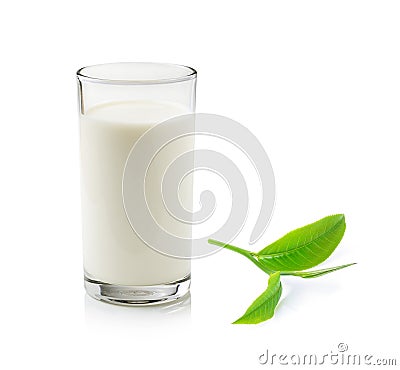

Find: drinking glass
77;62;196;305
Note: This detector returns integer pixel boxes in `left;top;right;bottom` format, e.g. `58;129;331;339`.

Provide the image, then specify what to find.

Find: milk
80;100;191;285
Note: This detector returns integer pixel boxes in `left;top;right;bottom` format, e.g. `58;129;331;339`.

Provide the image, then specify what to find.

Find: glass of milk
77;63;196;305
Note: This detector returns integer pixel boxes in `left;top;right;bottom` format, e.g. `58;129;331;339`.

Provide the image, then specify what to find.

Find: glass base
84;274;191;306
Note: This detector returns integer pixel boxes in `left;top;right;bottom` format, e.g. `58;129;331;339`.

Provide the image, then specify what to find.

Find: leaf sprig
208;214;356;324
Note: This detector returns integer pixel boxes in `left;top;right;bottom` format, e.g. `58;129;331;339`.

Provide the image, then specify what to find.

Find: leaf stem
208;239;251;256
208;239;274;275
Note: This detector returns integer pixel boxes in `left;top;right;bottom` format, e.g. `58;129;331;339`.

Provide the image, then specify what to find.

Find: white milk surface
80;100;191;285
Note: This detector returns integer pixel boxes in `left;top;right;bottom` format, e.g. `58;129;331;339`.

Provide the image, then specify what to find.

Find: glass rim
76;62;197;85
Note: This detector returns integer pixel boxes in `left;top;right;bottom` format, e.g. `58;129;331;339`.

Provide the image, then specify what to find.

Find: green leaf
233;272;282;324
255;214;346;271
281;263;356;278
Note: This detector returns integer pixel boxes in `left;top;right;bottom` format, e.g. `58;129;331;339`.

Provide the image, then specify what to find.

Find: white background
1;1;400;369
